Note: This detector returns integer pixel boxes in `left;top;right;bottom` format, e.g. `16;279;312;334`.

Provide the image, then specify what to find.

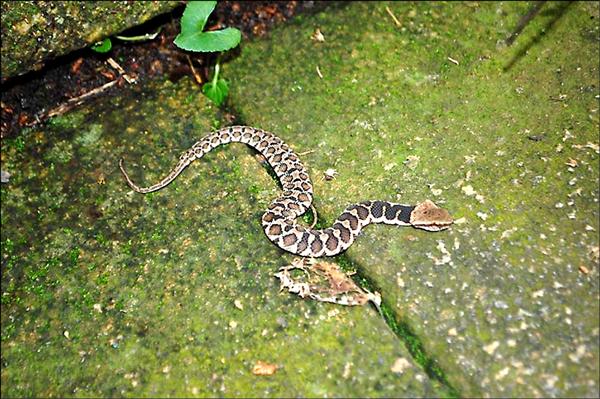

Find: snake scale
119;126;453;257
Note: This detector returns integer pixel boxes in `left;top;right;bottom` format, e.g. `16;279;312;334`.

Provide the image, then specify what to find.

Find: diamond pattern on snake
119;126;453;257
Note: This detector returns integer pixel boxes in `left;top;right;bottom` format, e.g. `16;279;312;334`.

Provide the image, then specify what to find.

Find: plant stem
211;54;222;86
115;27;161;42
212;62;220;86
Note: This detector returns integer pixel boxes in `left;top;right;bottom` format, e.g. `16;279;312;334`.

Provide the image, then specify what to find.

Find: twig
45;79;120;118
385;6;402;28
316;65;323;79
107;57;136;84
187;55;203;85
447;56;459;65
115;27;161;42
30;56;136;124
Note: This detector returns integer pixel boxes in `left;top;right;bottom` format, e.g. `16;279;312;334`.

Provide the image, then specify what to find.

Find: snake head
409;200;453;232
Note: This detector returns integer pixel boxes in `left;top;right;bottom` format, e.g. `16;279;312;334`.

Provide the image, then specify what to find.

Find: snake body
120;126;452;257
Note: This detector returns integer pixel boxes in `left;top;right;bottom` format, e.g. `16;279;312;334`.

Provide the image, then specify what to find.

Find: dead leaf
565;158;578;168
274;258;381;308
391;357;412;374
311;28;325;42
252;360;278;376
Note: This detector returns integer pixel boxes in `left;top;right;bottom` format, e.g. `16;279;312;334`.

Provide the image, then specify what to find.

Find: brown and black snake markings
119;126;453;257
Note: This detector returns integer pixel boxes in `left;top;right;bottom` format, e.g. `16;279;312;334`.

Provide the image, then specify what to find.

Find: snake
119;126;453;257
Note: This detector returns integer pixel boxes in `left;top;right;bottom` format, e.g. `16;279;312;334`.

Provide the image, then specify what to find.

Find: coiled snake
119;126;453;257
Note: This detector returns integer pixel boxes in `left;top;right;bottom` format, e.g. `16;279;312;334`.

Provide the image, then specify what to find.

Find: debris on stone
234;299;244;310
447;56;459;65
565;158;578;168
572;141;599;153
390;357;412;374
324;168;338;180
311;28;325;42
383;162;396;171
342;362;353;379
1;170;10;183
568;344;587;363
461;184;485;203
562;129;574;141
501;227;517;239
252;360;278;376
403;155;420;170
384;6;402;28
316;65;324;79
427;240;452;266
532;289;545;298
495;366;510;380
274;258;381;308
483;340;500;355
430;187;442;196
589;246;599;263
578;265;589;275
396;275;405;288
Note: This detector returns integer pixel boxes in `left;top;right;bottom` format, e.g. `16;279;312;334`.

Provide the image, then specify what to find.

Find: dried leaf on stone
311;28;325;42
274;258;381;308
252;360;278;376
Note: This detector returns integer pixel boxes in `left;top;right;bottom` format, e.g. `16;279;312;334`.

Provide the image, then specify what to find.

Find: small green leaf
179;1;217;35
175;28;241;52
174;1;241;52
91;38;112;53
202;78;228;106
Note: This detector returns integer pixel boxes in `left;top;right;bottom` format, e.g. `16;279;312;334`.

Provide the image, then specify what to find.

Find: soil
0;1;334;139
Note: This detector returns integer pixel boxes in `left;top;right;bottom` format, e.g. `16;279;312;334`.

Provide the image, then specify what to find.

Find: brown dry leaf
71;58;84;74
390;357;412;374
313;261;358;293
565;158;578;168
311;28;325;42
252;360;278;376
274;258;381;308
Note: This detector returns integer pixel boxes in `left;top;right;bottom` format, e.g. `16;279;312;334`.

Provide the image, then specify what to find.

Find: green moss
226;1;599;397
1;1;180;79
2;77;439;397
45;140;73;164
48;113;85;130
75;123;103;147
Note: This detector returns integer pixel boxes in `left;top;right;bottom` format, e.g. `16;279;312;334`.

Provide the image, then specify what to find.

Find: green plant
174;1;241;106
91;38;112;53
90;1;240;106
91;28;161;53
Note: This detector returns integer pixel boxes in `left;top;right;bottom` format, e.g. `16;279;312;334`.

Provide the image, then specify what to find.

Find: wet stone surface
1;79;446;397
1;1;179;79
226;1;599;397
1;1;599;398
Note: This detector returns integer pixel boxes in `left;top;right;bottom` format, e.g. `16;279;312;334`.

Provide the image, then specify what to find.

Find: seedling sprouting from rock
174;1;241;106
